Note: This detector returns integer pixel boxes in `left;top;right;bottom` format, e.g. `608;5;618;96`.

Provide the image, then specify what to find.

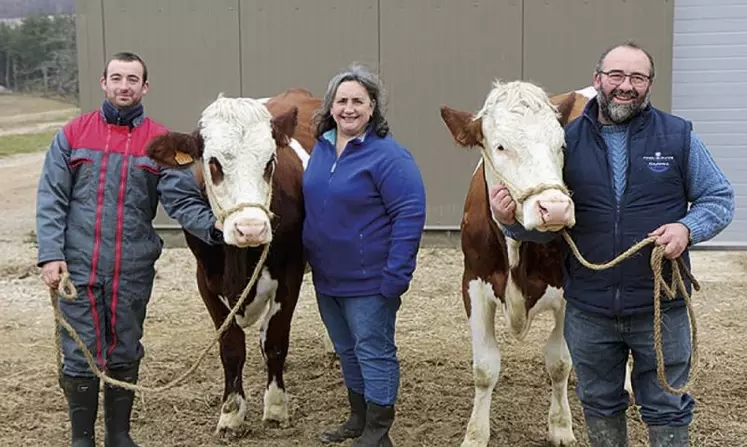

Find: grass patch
0;130;56;157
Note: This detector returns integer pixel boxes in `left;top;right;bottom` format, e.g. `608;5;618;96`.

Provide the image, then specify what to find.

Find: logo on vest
643;151;674;173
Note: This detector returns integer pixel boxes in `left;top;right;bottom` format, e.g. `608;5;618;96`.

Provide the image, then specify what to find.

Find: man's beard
596;86;651;124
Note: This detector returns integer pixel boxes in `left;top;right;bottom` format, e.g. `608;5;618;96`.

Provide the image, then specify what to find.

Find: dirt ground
0;94;79;137
1;150;746;447
0;94;76;118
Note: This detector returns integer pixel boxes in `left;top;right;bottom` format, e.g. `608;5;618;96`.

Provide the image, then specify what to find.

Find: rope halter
480;145;570;227
204;155;277;225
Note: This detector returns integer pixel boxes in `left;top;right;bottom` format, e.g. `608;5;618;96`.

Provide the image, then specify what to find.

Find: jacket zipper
609;129;633;316
325;144;339;209
328;138;356;181
600;131;623;315
109;131;132;358
613;206;621;314
324;139;349;210
616;128;634;315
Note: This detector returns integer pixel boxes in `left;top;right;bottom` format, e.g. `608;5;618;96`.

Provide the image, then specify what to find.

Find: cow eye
208;157;224;185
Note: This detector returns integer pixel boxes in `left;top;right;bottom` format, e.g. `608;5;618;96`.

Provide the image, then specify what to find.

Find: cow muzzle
228;216;272;247
522;189;575;232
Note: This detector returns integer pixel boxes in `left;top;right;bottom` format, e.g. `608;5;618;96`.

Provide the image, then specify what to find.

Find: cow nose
537;200;573;227
234;219;268;242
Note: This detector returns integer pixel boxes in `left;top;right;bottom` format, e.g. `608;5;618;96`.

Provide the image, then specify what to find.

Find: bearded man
488;42;734;446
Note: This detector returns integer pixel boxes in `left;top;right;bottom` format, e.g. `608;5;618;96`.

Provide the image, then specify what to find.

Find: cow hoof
216;393;248;437
262;419;285;429
216;425;248;440
262;405;289;425
262;381;289;424
460;439;488;447
548;427;576;446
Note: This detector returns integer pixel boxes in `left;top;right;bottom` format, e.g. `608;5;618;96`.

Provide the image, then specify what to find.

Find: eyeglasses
597;70;651;88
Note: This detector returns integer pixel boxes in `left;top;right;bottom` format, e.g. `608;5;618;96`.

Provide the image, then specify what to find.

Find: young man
36;52;223;447
490;42;734;446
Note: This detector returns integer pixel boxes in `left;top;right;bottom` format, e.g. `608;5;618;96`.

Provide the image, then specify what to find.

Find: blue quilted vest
562;98;693;316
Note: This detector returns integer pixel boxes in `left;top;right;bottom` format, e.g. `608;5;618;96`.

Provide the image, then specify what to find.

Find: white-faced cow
440;81;594;447
146;88;322;436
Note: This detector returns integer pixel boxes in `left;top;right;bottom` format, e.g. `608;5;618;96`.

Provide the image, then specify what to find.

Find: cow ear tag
174;151;194;165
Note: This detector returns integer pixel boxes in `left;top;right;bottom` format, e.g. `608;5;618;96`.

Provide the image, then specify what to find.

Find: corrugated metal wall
75;0;674;230
672;0;747;247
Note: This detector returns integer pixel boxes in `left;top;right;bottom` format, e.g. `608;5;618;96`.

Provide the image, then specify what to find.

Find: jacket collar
321;124;375;148
100;100;145;129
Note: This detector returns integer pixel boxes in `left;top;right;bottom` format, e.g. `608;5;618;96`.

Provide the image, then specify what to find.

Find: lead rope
560;232;700;394
49;159;276;393
481;148;700;395
50;245;269;393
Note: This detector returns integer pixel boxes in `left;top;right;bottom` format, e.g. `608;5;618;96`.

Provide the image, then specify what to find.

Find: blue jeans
316;292;401;406
563;302;695;426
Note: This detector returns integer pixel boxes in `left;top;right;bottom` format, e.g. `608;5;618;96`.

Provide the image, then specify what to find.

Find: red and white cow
146;88;323;436
440;81;594;447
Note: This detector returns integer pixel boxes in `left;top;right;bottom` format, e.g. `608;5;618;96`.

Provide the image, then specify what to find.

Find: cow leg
624;356;634;399
258;268;301;425
544;298;575;446
215;325;249;436
461;278;501;447
196;272;248;437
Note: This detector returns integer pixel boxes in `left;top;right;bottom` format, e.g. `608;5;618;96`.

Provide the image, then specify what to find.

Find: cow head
147;94;299;247
440;80;580;232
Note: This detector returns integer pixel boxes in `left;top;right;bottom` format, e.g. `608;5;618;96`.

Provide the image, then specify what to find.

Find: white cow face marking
441;80;579;232
477;81;574;231
198;95;298;247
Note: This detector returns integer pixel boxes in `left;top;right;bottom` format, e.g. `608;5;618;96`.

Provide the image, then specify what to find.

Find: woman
302;63;426;446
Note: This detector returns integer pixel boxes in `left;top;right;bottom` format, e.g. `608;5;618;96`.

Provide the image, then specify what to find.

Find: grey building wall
671;0;747;248
75;0;676;232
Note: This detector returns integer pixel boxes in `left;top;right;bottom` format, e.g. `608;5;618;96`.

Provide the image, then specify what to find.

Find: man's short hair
103;52;148;83
596;41;656;79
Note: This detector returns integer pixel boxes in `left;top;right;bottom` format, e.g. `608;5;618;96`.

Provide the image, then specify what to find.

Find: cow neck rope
481;149;700;395
47;163;277;393
49;243;269;393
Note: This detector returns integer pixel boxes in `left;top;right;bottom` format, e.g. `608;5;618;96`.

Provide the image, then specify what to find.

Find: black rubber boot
319;388;367;443
103;364;140;447
60;374;99;447
586;413;628;447
352;402;395;447
648;424;689;447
